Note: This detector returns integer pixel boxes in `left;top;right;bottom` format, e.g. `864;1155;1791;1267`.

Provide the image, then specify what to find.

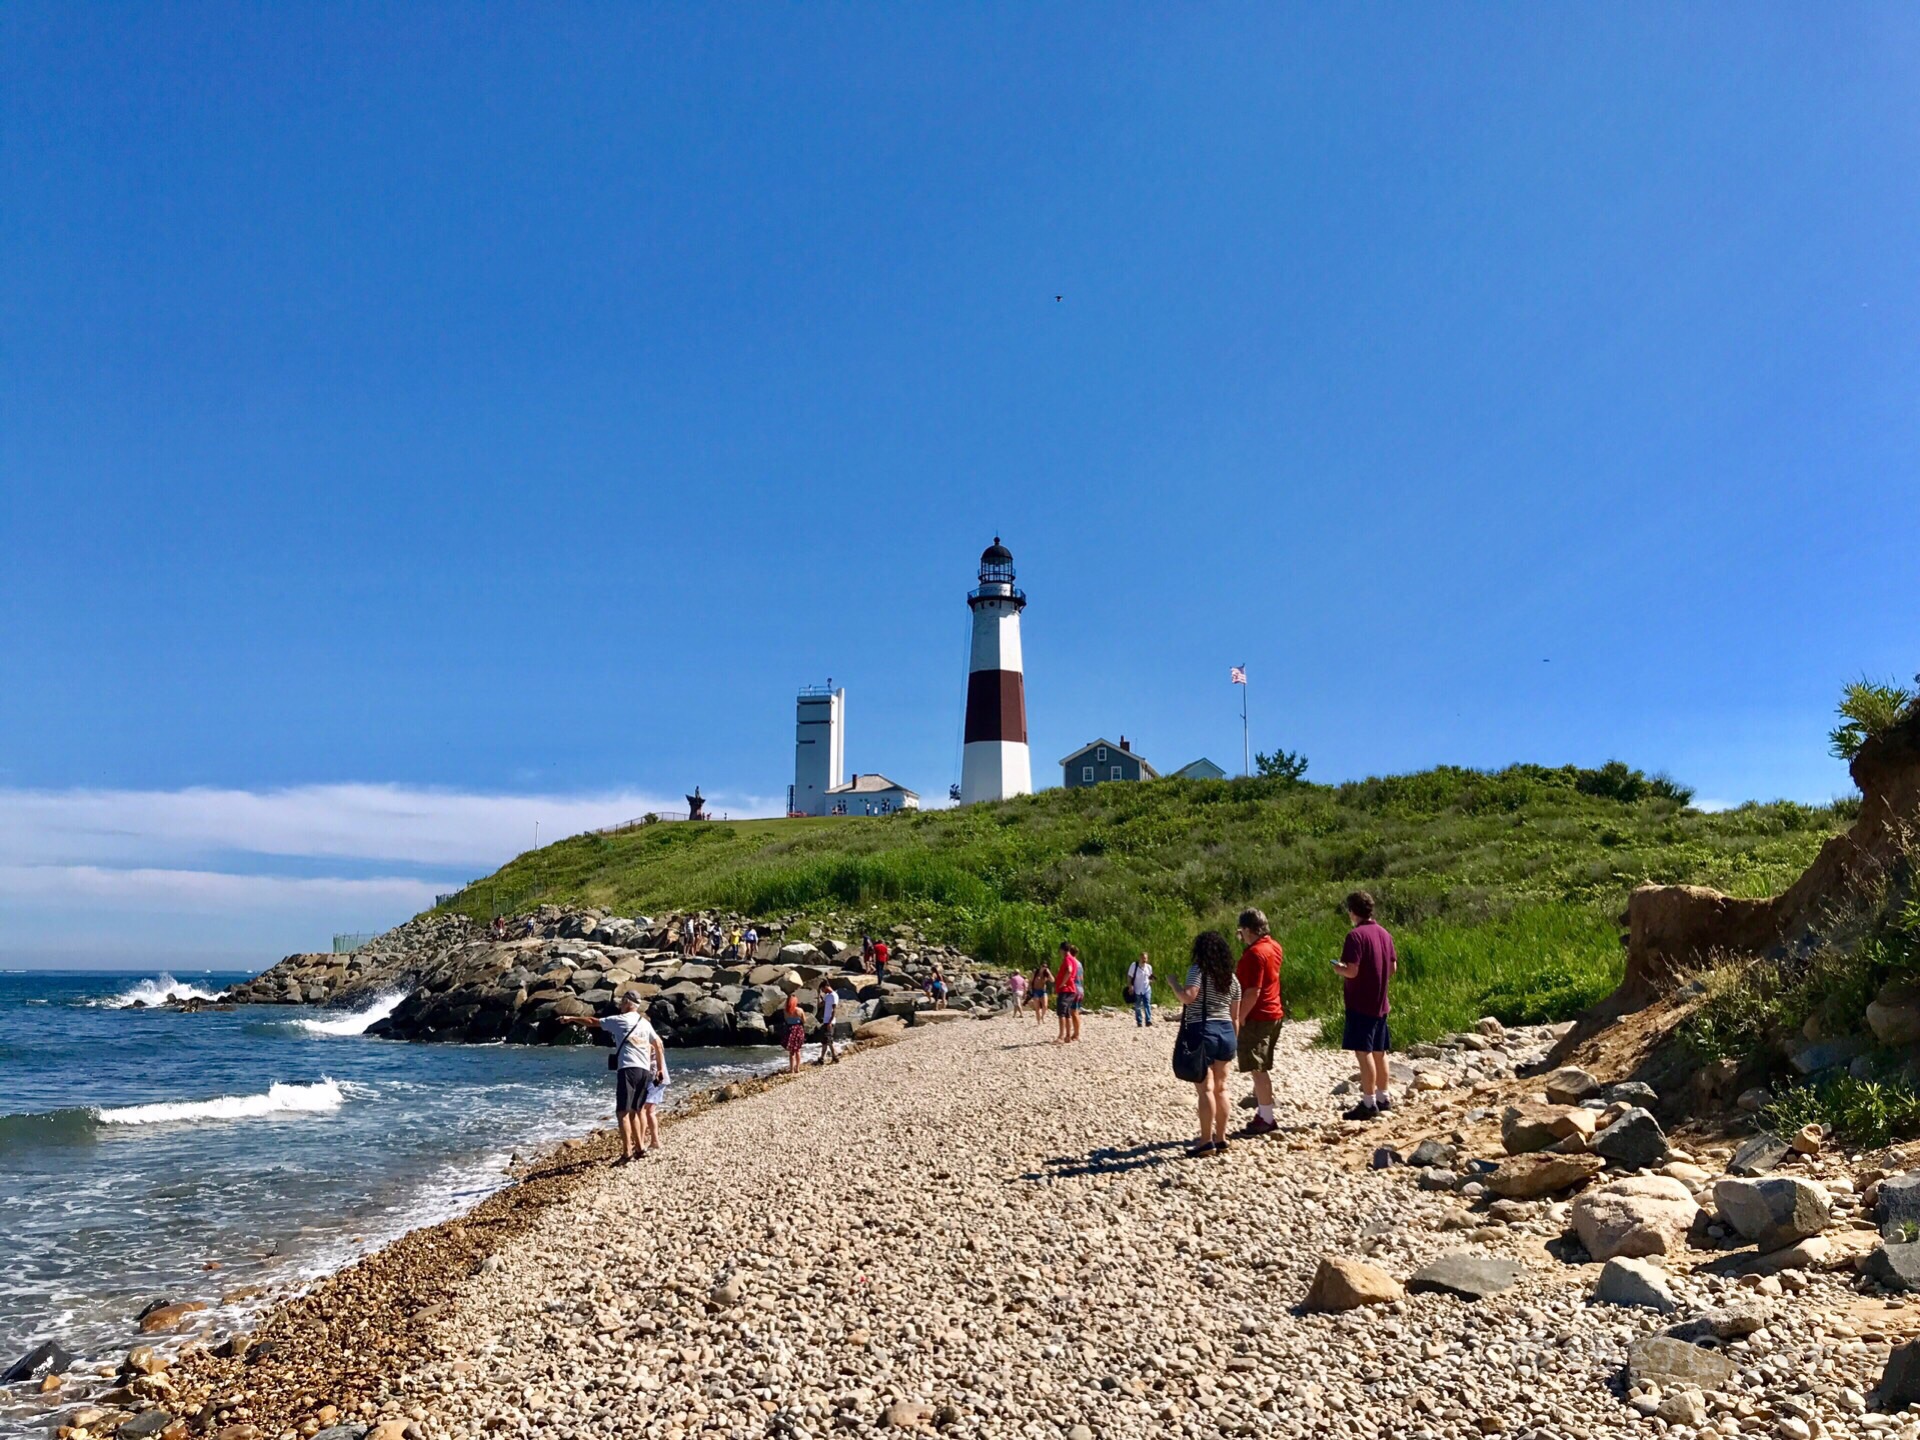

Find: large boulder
1571;1175;1699;1260
1485;1152;1605;1199
1303;1256;1403;1312
1629;1336;1735;1391
1593;1257;1678;1312
1544;1067;1602;1104
1728;1132;1792;1176
1879;1170;1920;1240
778;943;819;965
1407;1253;1525;1301
1590;1108;1670;1170
1881;1340;1920;1409
1864;1243;1920;1292
1868;978;1920;1047
1501;1104;1589;1155
1713;1176;1832;1252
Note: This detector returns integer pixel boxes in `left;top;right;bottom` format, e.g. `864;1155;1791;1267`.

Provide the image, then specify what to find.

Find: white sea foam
96;973;225;1009
296;992;405;1037
97;1078;348;1126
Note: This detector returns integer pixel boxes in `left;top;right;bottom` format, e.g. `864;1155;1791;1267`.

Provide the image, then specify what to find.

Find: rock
1657;1391;1710;1428
1;1340;75;1384
1303;1256;1404;1312
1880;1339;1920;1409
1864;1243;1920;1292
1408;1139;1460;1169
1659;1161;1713;1190
1728;1132;1792;1176
1369;1147;1402;1170
123;1345;168;1375
709;1274;744;1310
366;1423;409;1440
1543;1067;1601;1103
1418;1168;1459;1191
1412;1070;1448;1091
1590;1107;1670;1170
1867;978;1920;1046
1606;1080;1659;1106
1878;1170;1920;1239
1713;1176;1832;1252
1670;1304;1768;1343
1594;1256;1679;1311
1501;1104;1572;1155
1790;1036;1869;1075
311;1427;369;1440
853;1017;908;1041
1407;1253;1526;1301
1571;1176;1699;1260
1629;1334;1736;1390
1485;1152;1604;1199
1789;1123;1823;1155
118;1413;178;1440
883;1399;934;1428
777;943;819;965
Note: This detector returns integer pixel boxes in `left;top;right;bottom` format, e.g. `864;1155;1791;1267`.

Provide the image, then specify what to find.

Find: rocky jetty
218;907;1007;1049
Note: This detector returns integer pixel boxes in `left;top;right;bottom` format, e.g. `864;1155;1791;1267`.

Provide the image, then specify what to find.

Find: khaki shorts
1236;1018;1283;1073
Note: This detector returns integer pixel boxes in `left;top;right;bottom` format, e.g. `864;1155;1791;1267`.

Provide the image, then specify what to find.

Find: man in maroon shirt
1233;908;1286;1136
1334;890;1398;1120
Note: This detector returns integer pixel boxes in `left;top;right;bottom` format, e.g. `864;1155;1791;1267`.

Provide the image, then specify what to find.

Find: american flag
1230;665;1247;685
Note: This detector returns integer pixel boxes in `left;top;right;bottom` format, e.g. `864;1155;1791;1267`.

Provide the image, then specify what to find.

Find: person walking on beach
1233;908;1286;1137
816;980;841;1065
1169;931;1241;1157
556;993;665;1164
782;990;807;1074
1334;891;1399;1121
1126;952;1154;1027
641;1050;668;1151
1028;962;1052;1024
1007;969;1027;1015
1052;942;1082;1045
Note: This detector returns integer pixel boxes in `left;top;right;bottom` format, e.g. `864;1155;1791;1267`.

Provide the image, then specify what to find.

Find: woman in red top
1053;942;1083;1045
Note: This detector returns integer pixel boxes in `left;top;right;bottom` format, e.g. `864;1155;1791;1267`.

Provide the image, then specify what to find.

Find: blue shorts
1199;1018;1236;1063
1342;1011;1391;1053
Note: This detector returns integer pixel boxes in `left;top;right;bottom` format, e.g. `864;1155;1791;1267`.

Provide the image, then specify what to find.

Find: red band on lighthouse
964;670;1028;745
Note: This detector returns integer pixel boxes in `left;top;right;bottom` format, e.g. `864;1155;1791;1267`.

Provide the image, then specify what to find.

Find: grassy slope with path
434;766;1850;1047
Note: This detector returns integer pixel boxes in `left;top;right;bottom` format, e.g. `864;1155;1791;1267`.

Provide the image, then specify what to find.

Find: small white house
824;772;920;816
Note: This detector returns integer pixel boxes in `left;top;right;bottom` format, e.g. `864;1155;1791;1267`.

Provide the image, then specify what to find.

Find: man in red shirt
872;938;890;983
1233;907;1286;1136
1053;942;1083;1044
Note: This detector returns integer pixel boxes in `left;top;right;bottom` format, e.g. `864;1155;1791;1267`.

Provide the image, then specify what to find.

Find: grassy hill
433;764;1851;1047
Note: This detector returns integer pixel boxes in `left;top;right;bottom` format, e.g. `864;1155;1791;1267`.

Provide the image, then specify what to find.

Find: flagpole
1241;666;1250;778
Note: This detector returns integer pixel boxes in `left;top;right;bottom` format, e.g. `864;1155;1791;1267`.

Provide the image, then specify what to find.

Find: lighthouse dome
978;537;1015;583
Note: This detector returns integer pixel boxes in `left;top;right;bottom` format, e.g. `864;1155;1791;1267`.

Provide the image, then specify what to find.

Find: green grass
434;764;1850;1047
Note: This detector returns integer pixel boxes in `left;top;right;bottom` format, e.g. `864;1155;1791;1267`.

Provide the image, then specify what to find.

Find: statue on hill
686;787;707;821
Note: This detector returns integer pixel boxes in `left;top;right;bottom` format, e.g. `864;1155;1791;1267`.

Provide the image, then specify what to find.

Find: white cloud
0;782;780;967
0;783;778;869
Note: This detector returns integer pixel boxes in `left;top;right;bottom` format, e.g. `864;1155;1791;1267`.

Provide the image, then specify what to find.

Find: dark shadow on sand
1019;1139;1189;1181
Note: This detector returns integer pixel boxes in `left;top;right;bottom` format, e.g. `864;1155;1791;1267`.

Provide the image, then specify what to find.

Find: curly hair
1191;929;1235;990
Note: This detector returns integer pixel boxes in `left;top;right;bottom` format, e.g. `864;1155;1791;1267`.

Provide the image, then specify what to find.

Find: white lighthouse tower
960;538;1032;805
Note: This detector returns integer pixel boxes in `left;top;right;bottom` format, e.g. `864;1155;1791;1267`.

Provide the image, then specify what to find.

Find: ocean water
0;970;779;1432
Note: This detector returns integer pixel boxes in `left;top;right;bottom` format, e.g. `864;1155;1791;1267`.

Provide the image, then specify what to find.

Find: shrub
1830;676;1918;762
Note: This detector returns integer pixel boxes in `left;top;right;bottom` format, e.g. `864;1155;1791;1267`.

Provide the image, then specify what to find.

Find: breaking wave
94;974;225;1009
295;992;406;1037
96;1078;349;1127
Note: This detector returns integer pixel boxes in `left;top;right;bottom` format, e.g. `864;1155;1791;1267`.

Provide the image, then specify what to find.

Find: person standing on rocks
926;964;947;1010
556;993;665;1164
816;980;841;1064
861;935;876;973
1053;942;1083;1044
872;938;891;985
1334;890;1398;1120
743;924;758;960
1169;931;1241;1156
1233;908;1286;1136
1126;952;1154;1027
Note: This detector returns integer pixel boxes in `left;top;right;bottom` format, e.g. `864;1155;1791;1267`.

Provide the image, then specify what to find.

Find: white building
824;773;919;816
791;685;845;817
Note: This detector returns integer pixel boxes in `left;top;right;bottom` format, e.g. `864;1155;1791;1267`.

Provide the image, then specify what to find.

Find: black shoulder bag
1171;972;1211;1083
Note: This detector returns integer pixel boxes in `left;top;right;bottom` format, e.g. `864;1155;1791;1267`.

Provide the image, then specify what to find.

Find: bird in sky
1055;295;1061;302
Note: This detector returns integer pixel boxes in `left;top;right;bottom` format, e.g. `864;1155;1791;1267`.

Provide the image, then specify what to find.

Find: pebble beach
69;1009;1907;1440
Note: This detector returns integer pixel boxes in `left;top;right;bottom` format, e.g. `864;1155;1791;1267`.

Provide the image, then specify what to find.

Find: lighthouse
960;537;1033;805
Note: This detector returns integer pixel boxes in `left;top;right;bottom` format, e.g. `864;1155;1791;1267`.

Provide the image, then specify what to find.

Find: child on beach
1028;964;1052;1024
641;1053;668;1151
782;991;806;1074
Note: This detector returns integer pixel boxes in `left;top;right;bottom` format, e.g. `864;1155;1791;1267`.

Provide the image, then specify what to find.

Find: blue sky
4;6;1917;965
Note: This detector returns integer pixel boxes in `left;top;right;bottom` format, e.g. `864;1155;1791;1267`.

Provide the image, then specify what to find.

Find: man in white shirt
557;993;667;1163
1127;952;1154;1027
